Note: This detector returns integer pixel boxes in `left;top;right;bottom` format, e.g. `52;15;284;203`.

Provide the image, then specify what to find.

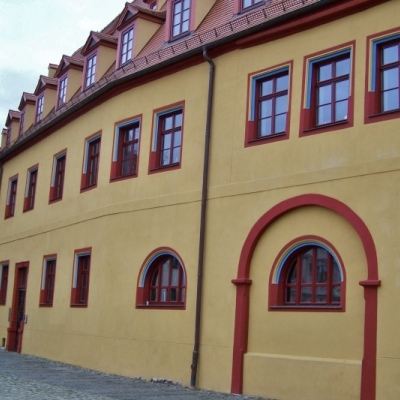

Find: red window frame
85;54;97;88
49;153;66;203
111;120;141;181
70;249;91;307
120;28;134;65
5;176;18;219
0;263;9;305
283;247;341;306
58;76;68;107
137;253;186;309
36;95;44;122
149;104;184;174
365;31;400;124
81;135;101;192
171;0;191;39
300;43;355;137
39;257;56;307
23;167;38;212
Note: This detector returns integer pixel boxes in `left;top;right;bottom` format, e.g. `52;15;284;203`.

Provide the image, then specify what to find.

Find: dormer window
120;28;134;65
242;0;264;11
36;95;44;122
171;0;190;38
58;76;68;107
85;54;97;88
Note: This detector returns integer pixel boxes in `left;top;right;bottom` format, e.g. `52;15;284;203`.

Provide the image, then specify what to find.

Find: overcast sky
0;0;127;127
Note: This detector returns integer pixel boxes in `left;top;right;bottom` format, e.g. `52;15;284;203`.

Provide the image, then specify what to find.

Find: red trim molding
231;194;380;400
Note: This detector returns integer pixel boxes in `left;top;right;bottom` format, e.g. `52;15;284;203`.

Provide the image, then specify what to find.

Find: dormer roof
54;55;84;78
114;2;165;32
5;110;21;127
81;31;118;56
34;76;58;96
18;93;36;111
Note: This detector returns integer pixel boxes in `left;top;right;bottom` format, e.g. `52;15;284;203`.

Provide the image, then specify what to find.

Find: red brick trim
231;194;380;400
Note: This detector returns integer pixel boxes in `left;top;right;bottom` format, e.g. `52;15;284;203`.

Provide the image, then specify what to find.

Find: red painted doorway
6;262;29;353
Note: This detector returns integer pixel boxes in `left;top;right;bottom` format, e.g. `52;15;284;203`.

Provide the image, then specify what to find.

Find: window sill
4;214;14;220
301;119;351;137
39;303;53;308
149;162;180;174
23;207;34;213
49;196;62;204
110;173;137;183
70;303;88;308
270;305;343;312
80;183;97;193
137;303;185;310
169;31;192;43
365;108;400;124
246;132;287;147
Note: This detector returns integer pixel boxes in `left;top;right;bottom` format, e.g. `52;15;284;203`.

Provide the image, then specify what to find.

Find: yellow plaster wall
22;104;36;134
42;89;57;118
134;19;162;57
65;69;82;102
9;120;20;145
1;1;400;399
97;46;116;81
193;0;216;29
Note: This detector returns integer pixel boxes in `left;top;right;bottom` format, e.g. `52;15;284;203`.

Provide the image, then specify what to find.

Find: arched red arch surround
231;194;380;400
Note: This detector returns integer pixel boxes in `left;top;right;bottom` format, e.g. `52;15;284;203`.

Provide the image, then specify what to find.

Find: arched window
149;255;186;305
284;246;341;305
136;250;186;309
269;238;345;310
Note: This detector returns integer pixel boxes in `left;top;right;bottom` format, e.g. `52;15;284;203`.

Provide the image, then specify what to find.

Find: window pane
170;288;177;302
174;131;182;146
151;269;158;286
383;68;399;90
315;286;327;303
336;79;349;101
182;21;189;32
301;287;312;302
316;248;328;283
243;0;252;7
287;262;297;283
174;3;182;13
260;99;272;118
332;286;341;303
173;26;180;36
332;261;341;283
318;85;332;106
276;75;289;92
335;100;348;121
123;144;132;160
318;64;332;82
275;114;286;133
383;89;400;111
383;45;399;65
173;148;180;163
164;116;173;130
286;287;296;303
336;58;350;77
150;289;157;301
175;113;183;127
181;288;186;302
182;10;189;21
171;265;179;286
259;117;272;137
161;288;168;302
163;133;172;149
161;150;170;165
317;104;332;125
161;260;170;286
183;0;190;8
276;94;288;114
301;250;313;283
261;79;273;96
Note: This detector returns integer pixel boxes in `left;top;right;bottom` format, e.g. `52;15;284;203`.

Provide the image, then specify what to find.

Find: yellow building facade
0;1;399;399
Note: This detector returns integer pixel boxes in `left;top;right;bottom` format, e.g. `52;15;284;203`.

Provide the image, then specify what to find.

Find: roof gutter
0;0;337;161
190;46;215;390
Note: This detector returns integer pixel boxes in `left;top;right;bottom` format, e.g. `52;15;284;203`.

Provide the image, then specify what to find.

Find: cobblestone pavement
0;349;267;400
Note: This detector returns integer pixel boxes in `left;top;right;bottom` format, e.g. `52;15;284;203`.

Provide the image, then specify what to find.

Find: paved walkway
0;349;267;399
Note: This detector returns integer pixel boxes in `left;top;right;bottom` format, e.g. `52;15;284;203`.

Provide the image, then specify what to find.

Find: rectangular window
19;110;25;137
40;257;56;306
58;76;68;107
245;63;291;146
24;167;38;212
71;249;91;307
365;31;400;124
171;0;190;38
81;135;101;191
111;119;141;181
300;43;354;136
5;176;18;218
0;264;9;305
85;54;97;88
36;95;44;122
49;153;66;202
120;28;134;65
149;105;184;173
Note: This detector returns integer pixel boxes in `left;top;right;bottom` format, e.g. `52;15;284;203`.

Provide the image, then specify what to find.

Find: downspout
190;47;215;389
